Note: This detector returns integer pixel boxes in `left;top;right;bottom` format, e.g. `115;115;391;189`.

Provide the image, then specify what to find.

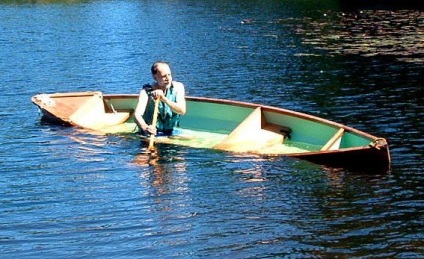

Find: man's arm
162;81;186;115
134;90;150;131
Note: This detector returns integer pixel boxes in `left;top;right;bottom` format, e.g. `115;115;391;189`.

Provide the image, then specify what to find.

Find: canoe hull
291;145;390;173
32;92;391;173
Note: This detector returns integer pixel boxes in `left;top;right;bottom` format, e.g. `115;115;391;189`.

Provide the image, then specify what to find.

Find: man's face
154;64;172;88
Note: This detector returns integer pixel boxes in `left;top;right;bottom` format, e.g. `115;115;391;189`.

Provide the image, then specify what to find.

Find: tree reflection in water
289;10;424;63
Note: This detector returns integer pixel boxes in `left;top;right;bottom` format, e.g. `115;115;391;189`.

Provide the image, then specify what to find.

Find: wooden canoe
32;91;391;172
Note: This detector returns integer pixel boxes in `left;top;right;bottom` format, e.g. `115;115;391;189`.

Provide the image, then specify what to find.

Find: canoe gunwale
104;94;385;140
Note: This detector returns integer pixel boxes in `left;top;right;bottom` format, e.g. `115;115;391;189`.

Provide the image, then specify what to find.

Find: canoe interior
104;95;375;152
33;93;377;150
182;100;372;148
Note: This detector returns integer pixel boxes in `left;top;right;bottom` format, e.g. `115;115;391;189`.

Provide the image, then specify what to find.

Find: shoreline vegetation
2;0;424;8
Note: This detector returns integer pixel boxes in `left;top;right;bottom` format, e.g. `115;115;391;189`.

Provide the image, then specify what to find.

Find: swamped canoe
32;91;391;172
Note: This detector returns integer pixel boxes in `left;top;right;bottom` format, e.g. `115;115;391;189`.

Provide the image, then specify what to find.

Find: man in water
134;61;186;136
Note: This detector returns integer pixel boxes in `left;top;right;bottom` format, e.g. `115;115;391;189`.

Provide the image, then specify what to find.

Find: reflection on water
133;145;188;197
293;9;424;63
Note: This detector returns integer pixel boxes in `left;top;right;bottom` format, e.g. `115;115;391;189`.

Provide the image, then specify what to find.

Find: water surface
0;0;422;257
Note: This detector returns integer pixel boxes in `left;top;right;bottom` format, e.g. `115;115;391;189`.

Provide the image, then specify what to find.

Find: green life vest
143;84;180;134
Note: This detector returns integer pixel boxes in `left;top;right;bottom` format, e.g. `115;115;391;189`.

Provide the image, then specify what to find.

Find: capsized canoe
32;91;391;172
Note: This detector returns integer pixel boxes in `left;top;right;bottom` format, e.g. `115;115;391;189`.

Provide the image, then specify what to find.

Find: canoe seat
321;128;344;151
69;93;130;130
214;107;289;153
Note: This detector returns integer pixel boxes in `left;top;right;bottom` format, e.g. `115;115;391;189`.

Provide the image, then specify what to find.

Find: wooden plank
321;128;344;151
32;93;98;121
214;107;285;153
69;93;130;130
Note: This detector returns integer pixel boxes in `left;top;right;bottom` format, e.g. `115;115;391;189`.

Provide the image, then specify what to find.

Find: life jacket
143;83;180;134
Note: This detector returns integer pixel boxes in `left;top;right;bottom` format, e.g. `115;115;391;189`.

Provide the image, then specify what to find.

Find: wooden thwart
69;93;130;130
321;128;344;151
214;107;286;153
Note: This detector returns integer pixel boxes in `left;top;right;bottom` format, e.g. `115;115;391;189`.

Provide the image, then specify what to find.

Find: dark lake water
1;0;423;257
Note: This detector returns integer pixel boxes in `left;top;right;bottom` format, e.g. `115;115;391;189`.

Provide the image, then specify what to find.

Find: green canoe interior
36;93;373;154
102;95;372;154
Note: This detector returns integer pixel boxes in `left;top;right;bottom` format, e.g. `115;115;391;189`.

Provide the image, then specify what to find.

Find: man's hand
151;89;165;101
144;124;157;135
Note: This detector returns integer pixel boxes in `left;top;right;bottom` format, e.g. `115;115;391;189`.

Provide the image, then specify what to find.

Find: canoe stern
291;138;391;173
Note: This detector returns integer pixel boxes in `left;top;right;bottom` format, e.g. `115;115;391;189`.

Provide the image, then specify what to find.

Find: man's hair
151;61;170;75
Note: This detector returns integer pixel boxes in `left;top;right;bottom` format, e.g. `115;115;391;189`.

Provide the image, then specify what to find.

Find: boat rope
369;138;386;150
109;102;117;114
